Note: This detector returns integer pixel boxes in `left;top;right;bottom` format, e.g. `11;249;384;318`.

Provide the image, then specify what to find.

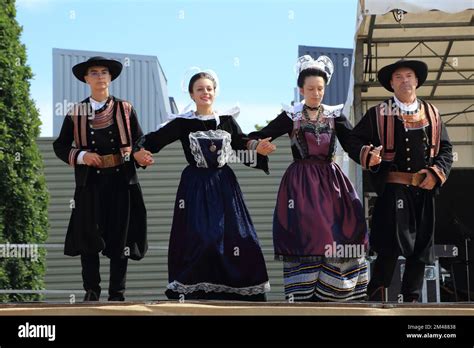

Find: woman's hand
133;149;154;166
256;137;276;156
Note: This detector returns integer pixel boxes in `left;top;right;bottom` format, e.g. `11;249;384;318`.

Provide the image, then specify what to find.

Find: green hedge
0;0;49;302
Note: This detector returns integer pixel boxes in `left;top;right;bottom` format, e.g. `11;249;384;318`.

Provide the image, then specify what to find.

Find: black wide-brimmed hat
72;56;123;83
377;59;428;92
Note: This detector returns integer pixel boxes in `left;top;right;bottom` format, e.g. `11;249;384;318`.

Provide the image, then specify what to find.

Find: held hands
133;148;154;166
368;145;383;167
256;137;276;156
417;168;437;190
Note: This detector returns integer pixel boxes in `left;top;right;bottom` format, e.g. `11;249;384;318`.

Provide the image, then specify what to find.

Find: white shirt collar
89;97;107;111
393;95;418;112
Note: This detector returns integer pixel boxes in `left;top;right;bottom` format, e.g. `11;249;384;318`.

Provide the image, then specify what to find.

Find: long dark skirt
65;168;147;260
166;164;270;300
273;160;368;261
273;160;368;302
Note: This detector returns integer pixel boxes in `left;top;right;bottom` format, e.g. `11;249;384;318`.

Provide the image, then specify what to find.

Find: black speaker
363;168;474;301
368;258;440;303
435;168;474;300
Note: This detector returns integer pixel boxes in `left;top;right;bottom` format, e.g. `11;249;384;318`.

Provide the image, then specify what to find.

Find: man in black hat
53;57;151;301
346;60;453;302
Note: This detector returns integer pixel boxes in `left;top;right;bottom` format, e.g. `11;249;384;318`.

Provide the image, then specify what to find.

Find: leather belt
386;171;426;187
98;153;123;168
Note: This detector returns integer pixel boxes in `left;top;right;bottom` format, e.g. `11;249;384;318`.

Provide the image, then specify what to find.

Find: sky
16;0;359;136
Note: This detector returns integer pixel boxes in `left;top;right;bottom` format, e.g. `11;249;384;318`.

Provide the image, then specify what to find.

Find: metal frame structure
351;6;473;165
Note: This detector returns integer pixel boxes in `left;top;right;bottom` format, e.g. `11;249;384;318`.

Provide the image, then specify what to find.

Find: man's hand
83;152;103;167
369;145;383;167
256;137;276;156
133;149;154;166
418;168;437;190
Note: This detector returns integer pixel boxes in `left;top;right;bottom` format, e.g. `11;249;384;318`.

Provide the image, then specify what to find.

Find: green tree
0;0;49;302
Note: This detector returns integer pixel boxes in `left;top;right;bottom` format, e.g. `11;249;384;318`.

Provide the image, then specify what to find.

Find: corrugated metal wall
39;136;297;302
52;48;171;137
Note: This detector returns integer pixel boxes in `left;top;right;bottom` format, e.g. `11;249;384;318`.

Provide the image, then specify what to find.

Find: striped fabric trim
70;98;134;156
68;149;80;167
80;110;88;147
89;98;114;129
247;139;259;151
70;98;133;154
375;100;442;164
283;259;368;302
72;114;80;147
117;101;133;156
398;104;430;130
316;281;368;301
285;282;368;300
70;102;91;149
375;103;385;149
386;107;394;150
122;102;133;143
425;102;441;158
115;102;127;145
90;110;114;130
376;101;396;162
284;262;367;279
360;145;372;169
283;265;367;282
93;98;114;117
115;101;132;148
383;151;396;161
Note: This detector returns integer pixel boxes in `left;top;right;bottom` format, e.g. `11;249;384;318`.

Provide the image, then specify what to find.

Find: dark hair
188;72;217;94
297;68;328;88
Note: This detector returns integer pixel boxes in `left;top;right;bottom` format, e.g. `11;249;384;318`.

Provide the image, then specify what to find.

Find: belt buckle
411;173;425;186
102;154;114;168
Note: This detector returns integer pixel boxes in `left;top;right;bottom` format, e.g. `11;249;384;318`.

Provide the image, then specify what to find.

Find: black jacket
53;96;144;186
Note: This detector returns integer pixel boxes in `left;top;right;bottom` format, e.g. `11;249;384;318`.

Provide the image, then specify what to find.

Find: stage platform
0;301;473;316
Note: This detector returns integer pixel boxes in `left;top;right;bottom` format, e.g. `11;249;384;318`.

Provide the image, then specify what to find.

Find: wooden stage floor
0;301;473;316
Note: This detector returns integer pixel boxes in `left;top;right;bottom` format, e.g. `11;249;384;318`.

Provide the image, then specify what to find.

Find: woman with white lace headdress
247;55;369;302
134;70;272;300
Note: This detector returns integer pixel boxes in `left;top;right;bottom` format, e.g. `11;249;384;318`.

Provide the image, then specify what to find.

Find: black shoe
368;286;385;302
403;294;419;303
108;294;125;301
83;289;100;302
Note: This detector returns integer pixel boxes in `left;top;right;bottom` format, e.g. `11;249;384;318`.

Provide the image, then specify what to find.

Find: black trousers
368;249;426;302
81;254;128;300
